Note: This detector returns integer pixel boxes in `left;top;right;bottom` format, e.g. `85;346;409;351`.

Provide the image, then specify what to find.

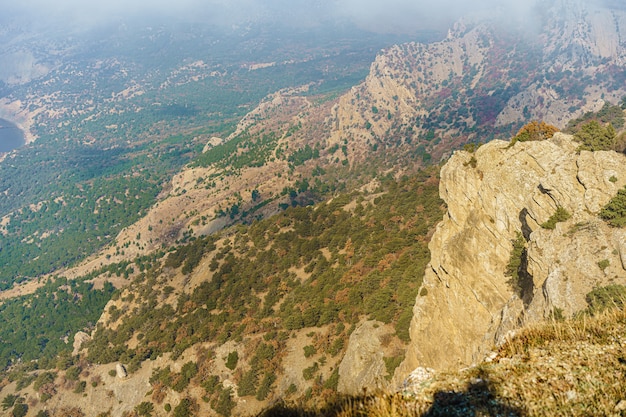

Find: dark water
0;118;25;152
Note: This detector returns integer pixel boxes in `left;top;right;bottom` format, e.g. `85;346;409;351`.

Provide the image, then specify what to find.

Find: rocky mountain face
399;133;626;375
329;0;626;165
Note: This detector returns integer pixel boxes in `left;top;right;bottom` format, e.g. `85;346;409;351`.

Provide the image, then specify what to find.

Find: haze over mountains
2;0;543;33
1;1;626;416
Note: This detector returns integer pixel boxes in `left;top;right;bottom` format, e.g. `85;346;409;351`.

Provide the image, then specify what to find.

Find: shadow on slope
257;369;523;417
421;369;522;417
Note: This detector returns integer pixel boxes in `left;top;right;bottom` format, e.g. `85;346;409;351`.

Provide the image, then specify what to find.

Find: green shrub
600;187;626;227
463;156;477;168
237;369;258;397
73;381;87;394
302;363;319;381
255;373;276;401
181;362;198;382
323;368;340;390
11;403;28;417
550;307;565;321
395;308;413;343
327;338;345;357
212;388;234;417
383;355;405;381
1;394;19;411
303;345;316;358
171;363;198;393
286;383;297;395
541;207;571;230
463;143;482;153
585;285;626;314
33;372;56;392
65;365;82;381
135;401;155;417
597;259;610;271
173;398;196;417
15;374;35;391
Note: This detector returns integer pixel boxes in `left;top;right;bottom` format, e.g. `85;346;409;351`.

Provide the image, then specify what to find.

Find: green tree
237;369;257;397
11;403;28;417
255;373;276;401
135;401;154;417
586;285;626;314
173;398;196;417
1;395;18;411
541;206;571;229
225;351;238;370
574;120;616;151
505;232;527;295
212;388;234;417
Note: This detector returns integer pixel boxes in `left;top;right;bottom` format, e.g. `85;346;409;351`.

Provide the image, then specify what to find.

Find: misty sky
3;0;544;34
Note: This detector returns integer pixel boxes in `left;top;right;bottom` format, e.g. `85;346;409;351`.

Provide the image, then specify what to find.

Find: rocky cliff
400;133;626;375
329;0;626;169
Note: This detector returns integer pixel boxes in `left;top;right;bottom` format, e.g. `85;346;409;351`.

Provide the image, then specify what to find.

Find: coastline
0;97;38;145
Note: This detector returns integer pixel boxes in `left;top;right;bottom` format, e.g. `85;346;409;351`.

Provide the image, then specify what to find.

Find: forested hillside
1;167;443;416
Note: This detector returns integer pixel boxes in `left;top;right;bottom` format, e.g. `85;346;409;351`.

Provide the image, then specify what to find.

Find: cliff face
400;133;626;375
328;0;626;169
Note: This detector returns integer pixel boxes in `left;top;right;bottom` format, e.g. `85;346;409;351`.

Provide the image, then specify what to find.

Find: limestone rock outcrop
337;321;389;394
400;133;626;376
72;331;91;356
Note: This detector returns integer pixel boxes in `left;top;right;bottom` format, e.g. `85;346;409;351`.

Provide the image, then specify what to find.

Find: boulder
116;363;128;379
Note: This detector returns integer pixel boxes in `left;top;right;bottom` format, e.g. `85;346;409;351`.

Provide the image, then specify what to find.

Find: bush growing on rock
505;232;527;296
585;285;626;314
541;206;571;229
574;120;616;151
511;121;559;145
600;186;626;227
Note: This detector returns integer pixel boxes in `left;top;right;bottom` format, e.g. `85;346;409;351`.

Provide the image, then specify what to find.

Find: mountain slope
260;304;626;417
0;168;442;417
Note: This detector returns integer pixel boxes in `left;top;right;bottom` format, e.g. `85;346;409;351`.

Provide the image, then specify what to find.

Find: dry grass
259;307;626;417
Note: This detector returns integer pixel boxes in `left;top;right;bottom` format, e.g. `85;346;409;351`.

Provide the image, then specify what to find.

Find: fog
2;0;548;35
